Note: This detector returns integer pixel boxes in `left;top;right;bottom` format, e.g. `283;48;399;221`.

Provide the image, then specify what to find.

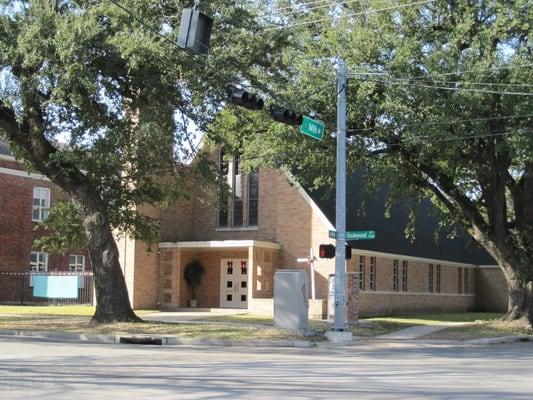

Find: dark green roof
307;172;495;265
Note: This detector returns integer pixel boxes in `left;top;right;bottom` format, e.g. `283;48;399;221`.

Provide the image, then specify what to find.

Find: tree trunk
78;196;140;324
504;278;533;327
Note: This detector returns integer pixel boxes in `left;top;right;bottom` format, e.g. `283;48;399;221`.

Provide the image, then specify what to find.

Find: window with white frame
32;187;50;222
30;251;48;272
69;255;85;273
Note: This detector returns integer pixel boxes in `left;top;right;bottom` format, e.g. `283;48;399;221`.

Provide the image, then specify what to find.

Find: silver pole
334;58;347;332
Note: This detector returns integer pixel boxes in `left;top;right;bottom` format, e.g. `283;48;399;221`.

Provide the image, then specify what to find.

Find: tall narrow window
232;156;244;227
69;255;85;273
218;151;229;227
458;267;463;294
32;187;50;222
402;261;408;292
392;259;399;292
369;257;376;291
358;256;365;290
428;264;434;293
436;264;441;293
464;268;468;294
248;169;259;226
30;251;48;272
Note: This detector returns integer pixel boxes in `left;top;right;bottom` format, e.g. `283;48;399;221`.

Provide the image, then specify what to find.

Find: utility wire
276;0;339;12
276;0;361;16
352;77;533;96
350;73;533;89
404;128;533;143
264;0;435;30
349;63;533;82
348;113;533;133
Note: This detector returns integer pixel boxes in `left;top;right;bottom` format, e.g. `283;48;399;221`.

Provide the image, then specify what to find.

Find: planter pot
189;299;198;308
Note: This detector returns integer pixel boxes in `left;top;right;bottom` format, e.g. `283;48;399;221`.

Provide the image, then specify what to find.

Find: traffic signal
177;8;213;55
345;245;352;260
319;244;336;259
269;105;303;126
230;89;264;110
319;244;352;259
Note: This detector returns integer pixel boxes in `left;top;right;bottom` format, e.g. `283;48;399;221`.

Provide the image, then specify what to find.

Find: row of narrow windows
218;152;259;228
356;257;470;294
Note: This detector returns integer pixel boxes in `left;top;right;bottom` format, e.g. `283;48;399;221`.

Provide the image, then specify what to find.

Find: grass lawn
0;315;306;341
200;312;507;338
0;305;157;316
423;319;533;341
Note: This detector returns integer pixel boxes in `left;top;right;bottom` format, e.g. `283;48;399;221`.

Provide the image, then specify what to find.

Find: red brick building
0;141;92;304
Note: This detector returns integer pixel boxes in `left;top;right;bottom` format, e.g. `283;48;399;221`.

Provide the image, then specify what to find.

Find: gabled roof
307;171;495;265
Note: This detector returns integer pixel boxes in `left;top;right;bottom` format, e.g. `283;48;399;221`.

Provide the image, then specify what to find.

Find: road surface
1;336;532;399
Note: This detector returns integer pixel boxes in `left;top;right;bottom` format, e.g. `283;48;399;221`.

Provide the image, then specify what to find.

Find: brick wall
475;266;507;313
0;161;91;273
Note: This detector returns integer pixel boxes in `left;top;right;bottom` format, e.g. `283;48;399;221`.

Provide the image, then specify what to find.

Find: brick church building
0;141;508;316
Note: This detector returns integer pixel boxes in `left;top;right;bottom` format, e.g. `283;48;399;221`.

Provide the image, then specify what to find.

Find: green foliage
0;0;288;244
210;1;533;283
34;201;86;254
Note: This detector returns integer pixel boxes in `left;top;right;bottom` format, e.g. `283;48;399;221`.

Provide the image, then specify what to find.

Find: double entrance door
220;258;248;308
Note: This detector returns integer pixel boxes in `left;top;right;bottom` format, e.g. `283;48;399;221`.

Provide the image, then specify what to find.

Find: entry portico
158;240;281;310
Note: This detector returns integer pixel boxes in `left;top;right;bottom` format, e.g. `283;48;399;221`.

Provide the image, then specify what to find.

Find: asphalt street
0;336;532;399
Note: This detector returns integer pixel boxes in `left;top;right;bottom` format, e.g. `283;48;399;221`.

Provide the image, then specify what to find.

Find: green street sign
329;230;376;240
300;116;324;141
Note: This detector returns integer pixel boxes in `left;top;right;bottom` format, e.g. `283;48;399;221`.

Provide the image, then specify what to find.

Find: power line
352;77;533;96
264;0;435;31
349;73;533;89
276;0;360;16
349;63;533;82
276;0;339;12
406;128;533;143
348;113;533;133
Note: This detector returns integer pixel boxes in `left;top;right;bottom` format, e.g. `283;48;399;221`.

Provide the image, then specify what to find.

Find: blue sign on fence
32;275;79;299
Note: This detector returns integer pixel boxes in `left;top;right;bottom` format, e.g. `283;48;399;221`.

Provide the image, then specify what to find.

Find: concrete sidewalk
376;323;469;340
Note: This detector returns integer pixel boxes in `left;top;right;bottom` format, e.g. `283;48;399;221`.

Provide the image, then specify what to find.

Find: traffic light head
269;105;303;126
319;244;336;259
177;8;213;55
230;89;264;110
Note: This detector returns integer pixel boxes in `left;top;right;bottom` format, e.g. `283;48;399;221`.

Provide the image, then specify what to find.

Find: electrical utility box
274;269;309;331
177;8;213;55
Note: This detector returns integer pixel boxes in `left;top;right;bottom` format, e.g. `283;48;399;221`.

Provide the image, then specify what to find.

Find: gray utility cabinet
274;269;309;331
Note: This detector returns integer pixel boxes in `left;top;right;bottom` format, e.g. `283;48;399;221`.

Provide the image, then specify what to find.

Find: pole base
325;330;353;342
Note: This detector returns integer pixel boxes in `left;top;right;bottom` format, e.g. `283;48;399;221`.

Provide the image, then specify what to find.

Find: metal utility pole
333;59;347;332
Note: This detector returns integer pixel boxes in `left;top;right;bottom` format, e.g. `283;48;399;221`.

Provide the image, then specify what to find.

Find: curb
0;329;316;348
464;335;533;346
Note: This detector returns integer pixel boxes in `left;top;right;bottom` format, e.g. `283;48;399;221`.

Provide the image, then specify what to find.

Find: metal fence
0;271;94;305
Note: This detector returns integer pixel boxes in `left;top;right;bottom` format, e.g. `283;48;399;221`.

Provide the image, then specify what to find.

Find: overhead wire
276;0;361;16
348;113;533;133
275;0;339;12
351;77;533;96
264;0;435;30
349;63;533;81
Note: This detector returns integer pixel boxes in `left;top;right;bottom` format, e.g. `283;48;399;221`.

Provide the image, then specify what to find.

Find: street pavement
1;336;532;399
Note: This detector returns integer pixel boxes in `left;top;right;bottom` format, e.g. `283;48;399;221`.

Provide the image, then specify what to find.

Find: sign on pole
329;230;376;240
300;116;325;141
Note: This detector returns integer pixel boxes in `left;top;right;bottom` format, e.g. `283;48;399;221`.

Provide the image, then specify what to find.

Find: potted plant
183;259;205;308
